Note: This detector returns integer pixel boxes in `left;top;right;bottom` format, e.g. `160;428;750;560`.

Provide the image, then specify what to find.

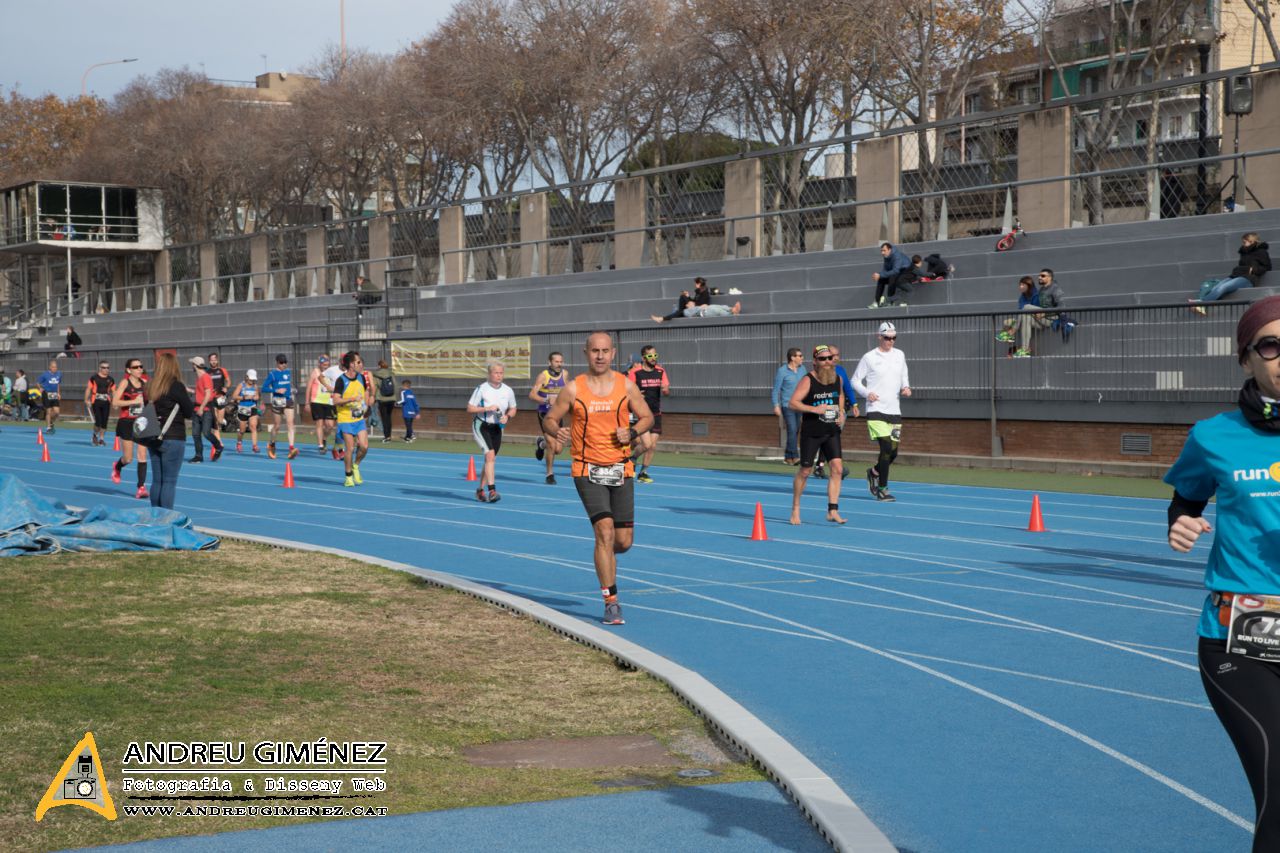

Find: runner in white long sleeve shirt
851;322;912;501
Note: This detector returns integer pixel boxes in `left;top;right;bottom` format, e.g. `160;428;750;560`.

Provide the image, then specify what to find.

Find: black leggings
378;401;395;439
874;437;898;488
1200;637;1280;851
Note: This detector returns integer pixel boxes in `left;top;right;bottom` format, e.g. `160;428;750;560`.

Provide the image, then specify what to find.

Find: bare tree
688;0;876;251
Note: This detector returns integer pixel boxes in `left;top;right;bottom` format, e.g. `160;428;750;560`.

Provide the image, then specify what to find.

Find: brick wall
420;408;1192;465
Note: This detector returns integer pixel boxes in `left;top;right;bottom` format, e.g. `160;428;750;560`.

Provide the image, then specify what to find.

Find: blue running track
4;426;1253;852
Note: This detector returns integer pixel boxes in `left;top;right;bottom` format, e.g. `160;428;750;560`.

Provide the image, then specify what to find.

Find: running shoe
866;467;878;496
47;425;55;434
475;488;489;503
287;446;299;460
344;475;355;488
995;330;1015;343
336;448;346;461
267;442;277;459
545;474;557;485
876;488;896;502
111;463;122;484
211;446;223;462
252;444;260;453
331;448;340;460
352;464;363;485
188;455;203;463
135;486;149;500
813;465;827;480
317;444;326;454
602;600;625;625
1012;348;1031;358
379;436;390;443
535;437;545;461
403;436;414;443
487;488;501;503
236;440;243;453
637;471;653;484
840;465;849;480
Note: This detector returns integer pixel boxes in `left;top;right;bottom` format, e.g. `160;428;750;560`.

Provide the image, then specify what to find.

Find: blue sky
1;0;457;99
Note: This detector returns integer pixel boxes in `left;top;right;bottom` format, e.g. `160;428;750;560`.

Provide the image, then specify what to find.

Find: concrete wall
1238;70;1279;211
855;137;900;248
367;217;390;290
1018;107;1072;233
724;159;762;258
439;206;465;285
520;193;548;277
614;178;646;269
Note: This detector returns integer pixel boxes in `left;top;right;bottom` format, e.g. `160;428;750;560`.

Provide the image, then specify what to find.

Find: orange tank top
570;372;634;478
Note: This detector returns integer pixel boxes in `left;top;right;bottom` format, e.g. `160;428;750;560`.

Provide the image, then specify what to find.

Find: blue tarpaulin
0;474;218;556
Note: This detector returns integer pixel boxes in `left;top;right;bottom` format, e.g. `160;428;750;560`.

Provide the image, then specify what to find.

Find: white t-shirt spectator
469;382;517;425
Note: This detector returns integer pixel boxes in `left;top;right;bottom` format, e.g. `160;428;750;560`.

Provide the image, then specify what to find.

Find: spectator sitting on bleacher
684;277;741;318
995;276;1040;358
1189;232;1271;316
651;288;695;323
869;242;911;309
353;275;382;306
921;253;954;280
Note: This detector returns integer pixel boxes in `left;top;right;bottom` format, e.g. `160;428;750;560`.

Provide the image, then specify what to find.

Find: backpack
378;374;395;397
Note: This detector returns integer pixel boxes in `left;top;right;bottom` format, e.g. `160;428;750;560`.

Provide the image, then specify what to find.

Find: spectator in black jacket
144;352;196;509
652;288;695;323
1190;233;1272;314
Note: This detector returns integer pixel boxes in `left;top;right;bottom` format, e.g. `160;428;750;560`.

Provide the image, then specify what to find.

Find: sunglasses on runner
643;352;658;361
814;355;835;362
881;335;897;341
1247;336;1280;361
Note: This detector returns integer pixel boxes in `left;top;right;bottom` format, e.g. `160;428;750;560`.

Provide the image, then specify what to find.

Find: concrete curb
201;526;897;853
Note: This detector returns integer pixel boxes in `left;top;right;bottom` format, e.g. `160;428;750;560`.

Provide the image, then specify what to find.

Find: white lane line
17;464;1250;829
1115;641;1201;657
29;472;1192;668
884;649;1212;710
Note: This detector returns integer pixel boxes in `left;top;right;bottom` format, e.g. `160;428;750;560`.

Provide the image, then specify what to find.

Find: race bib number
349;402;365;418
272;395;288;409
587;462;625;487
47;392;59;401
238;404;255;416
215;396;227;407
1227;595;1280;662
821;407;838;423
95;393;110;402
129;404;143;417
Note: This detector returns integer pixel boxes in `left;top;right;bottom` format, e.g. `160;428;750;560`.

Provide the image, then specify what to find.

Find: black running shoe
876;488;896;502
866;467;879;497
535;437;545;461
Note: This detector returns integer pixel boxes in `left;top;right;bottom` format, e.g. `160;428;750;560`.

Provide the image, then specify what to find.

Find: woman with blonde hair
144;352;196;509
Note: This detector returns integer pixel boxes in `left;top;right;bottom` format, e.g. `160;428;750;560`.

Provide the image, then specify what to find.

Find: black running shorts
573;476;635;528
310;402;336;421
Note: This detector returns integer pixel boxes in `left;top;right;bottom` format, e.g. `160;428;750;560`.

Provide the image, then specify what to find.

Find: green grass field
1;541;760;852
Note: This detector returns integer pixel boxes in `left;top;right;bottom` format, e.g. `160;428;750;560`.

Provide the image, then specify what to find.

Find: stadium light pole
81;58;138;98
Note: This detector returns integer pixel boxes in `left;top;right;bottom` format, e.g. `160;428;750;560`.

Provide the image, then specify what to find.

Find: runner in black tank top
85;365;115;446
110;360;150;497
789;345;846;525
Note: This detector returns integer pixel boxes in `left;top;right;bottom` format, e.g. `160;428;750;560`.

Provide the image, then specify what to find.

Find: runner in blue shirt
37;360;62;433
1165;295;1280;851
261;353;299;460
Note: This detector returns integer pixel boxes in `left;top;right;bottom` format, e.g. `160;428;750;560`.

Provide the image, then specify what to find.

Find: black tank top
801;373;841;433
88;375;114;398
119;377;145;419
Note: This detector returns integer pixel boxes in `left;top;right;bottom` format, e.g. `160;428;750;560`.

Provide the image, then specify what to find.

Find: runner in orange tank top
542;331;654;626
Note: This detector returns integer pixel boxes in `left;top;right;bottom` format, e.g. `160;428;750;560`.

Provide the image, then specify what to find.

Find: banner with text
392;337;532;379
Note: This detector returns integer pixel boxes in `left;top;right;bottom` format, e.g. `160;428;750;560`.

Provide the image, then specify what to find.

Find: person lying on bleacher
1189;232;1271;316
921;253;954;280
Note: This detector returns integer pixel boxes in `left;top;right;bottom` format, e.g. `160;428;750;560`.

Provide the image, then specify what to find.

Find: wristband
629;428;639;443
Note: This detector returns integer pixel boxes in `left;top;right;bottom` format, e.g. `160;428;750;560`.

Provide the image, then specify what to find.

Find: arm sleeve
836;367;856;405
1167;490;1211;531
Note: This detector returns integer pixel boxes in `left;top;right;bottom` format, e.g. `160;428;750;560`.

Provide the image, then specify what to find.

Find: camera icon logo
63;776;96;800
36;733;117;822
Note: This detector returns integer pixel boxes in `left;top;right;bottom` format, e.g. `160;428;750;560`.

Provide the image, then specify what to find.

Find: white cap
246;369;258;380
878;321;897;336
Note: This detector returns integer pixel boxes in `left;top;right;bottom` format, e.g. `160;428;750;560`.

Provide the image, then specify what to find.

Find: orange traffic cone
282;462;296;489
466;455;478;481
750;502;769;541
40;443;50;463
113;435;121;451
37;428;44;445
1027;494;1046;532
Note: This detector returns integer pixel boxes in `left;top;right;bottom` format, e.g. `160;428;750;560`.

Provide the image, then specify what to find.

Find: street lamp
80;58;138;98
1193;17;1215;215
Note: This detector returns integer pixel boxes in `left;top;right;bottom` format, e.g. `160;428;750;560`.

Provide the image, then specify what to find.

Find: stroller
26;387;46;421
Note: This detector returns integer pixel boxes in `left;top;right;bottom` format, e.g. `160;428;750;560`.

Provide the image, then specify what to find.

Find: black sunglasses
815;355;835;361
1247;336;1280;361
881;335;897;341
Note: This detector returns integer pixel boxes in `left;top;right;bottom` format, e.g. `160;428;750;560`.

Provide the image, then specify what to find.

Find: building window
1135;119;1148;142
964;92;983;114
1167;114;1183;138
